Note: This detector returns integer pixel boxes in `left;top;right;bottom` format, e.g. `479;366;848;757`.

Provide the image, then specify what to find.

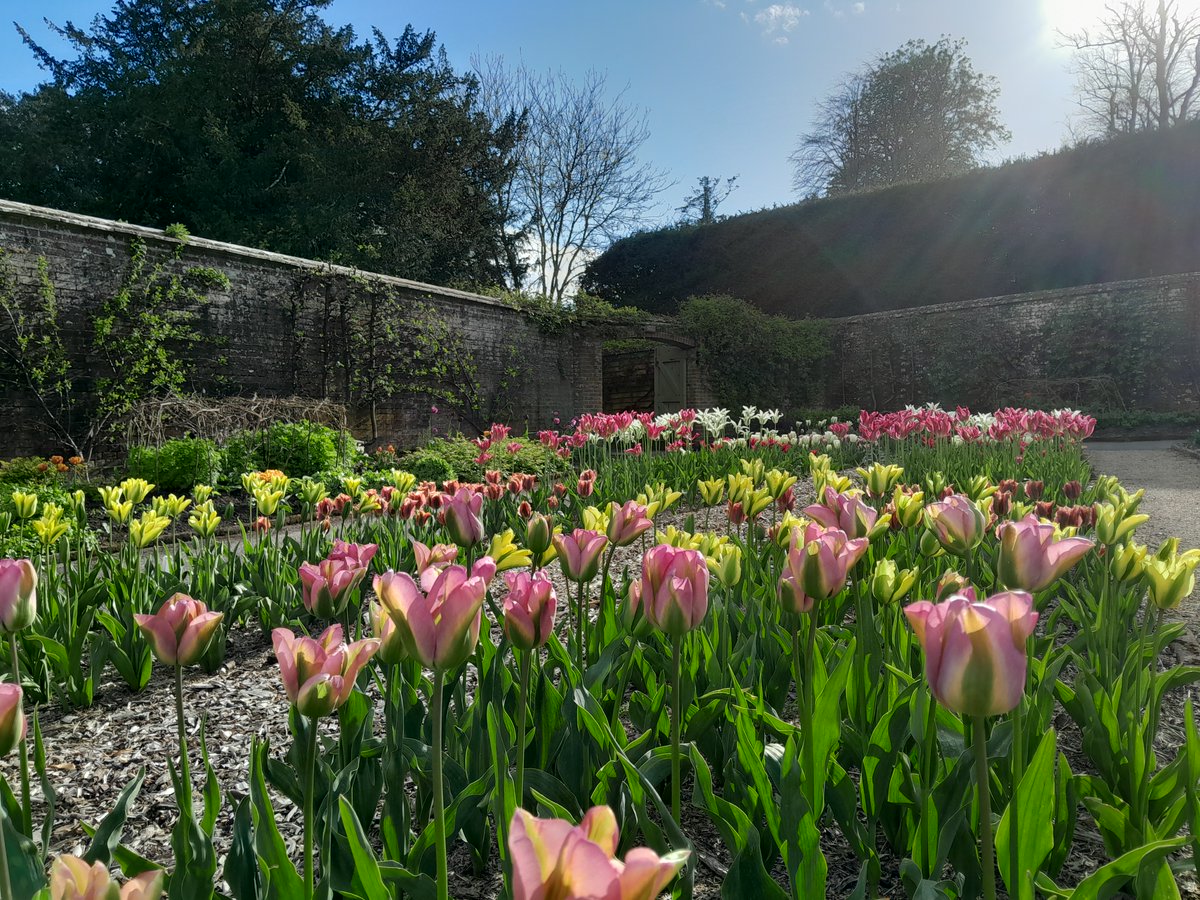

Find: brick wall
825;272;1200;413
0;200;607;458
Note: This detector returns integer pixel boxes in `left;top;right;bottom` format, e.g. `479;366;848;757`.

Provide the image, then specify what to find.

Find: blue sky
0;0;1182;224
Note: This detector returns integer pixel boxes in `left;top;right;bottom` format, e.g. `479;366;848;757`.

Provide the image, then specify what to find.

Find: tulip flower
638;544;710;637
502;570;558;652
488;529;533;573
924;494;986;556
509;806;688;900
996;515;1094;592
1144;545;1200;610
444;488;485;547
639;544;709;823
805;487;887;540
0;558;37;633
370;601;406;667
412;540;458;591
374;565;487;671
778;526;868;614
905;590;1037;900
1094;503;1150;546
554;529;608;583
0;683;25;757
272;624;380;718
1109;541;1148;583
134;594;224;669
904;591;1037;718
48;854;165;900
856;462;905;499
892;487;926;529
606;500;653;547
298;557;366;619
525;513;554;560
870;558;917;605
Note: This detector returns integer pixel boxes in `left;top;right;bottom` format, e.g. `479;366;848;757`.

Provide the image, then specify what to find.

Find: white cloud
754;3;809;38
852;1;865;13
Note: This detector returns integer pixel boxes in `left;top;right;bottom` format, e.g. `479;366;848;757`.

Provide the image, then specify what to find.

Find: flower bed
0;404;1197;900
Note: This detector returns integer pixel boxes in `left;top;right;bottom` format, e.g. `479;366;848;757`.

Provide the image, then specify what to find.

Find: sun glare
1043;0;1200;36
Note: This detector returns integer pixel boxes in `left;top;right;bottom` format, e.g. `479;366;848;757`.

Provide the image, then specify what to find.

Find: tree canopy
791;37;1009;196
0;0;524;287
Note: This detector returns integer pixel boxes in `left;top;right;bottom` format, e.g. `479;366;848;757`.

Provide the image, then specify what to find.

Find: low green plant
395;449;456;485
419;436;567;482
127;438;221;493
218;422;356;483
0;457;62;484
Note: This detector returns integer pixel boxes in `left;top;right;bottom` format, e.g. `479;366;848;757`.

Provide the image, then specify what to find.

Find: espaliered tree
0;0;524;287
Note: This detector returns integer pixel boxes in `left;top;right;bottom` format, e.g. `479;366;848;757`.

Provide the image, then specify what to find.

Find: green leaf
336;797;390;900
0;795;46;899
248;741;304;899
996;728;1057;900
1069;838;1187;900
83;767;145;866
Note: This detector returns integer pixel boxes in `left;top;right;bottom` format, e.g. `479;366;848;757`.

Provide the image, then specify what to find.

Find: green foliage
217;421;353;482
0;456;62;484
1093;410;1200;432
2;6;522;287
127;438;221;493
482;288;650;336
676;295;830;416
583;121;1200;317
91;234;229;434
394;449;456;485
415;436;567;482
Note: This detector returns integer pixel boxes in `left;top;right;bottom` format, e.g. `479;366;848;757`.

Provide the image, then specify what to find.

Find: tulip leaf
222;798;260;900
1068;837;1187;900
0;794;46;899
248;741;304;899
198;714;221;837
82;766;145;866
32;711;56;857
336;797;390;900
996;727;1057;900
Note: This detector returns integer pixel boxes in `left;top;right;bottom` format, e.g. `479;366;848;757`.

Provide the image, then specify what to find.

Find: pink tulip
996;514;1094;592
374;564;487;670
134;594;224;668
804;488;879;540
0;557;37;632
413;540;459;590
639;544;710;636
509;805;688;900
778;526;868;614
0;682;25;756
502;570;558;650
606;500;653;547
553;529;609;583
272;624;380;718
924;494;986;555
904;591;1038;717
298;556;367;619
444;489;485;547
328;540;378;571
49;854;164;900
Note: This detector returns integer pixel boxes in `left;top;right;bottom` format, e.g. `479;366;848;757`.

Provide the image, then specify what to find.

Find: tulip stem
174;665;193;818
515;650;530;812
432;669;449;900
302;716;318;900
8;633;31;838
972;715;997;900
576;579;587;672
802;611;818;822
1010;698;1022;895
671;632;683;824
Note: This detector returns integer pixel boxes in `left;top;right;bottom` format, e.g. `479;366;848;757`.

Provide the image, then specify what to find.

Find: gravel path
1086;441;1200;555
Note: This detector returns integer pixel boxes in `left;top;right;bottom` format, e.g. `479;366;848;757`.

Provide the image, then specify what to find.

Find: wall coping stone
0;198;518;311
833;270;1200;325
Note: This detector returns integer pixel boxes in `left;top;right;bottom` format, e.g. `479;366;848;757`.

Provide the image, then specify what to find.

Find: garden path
1086;439;1200;659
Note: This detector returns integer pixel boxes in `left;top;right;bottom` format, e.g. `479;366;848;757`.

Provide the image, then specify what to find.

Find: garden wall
0;200;613;458
825;272;1200;413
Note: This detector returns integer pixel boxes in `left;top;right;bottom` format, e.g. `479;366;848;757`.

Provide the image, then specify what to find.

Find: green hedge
128;438;222;492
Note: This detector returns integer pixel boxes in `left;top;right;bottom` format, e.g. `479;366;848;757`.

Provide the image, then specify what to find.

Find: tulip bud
996;515;1093;592
606;500;653;547
0;558;37;633
1144;546;1200;610
923;494;986;556
1109;541;1147;583
935;570;974;602
444;490;485;547
870;558;917;605
10;490;38;520
892;487;925;529
0;683;25;756
525;513;553;557
502;570;558;651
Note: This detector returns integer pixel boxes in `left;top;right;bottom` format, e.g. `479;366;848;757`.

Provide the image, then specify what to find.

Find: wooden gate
653;345;688;413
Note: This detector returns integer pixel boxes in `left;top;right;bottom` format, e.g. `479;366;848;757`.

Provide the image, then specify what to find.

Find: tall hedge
584;123;1200;318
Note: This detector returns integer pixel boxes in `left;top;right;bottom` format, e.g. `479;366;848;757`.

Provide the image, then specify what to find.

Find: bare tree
474;60;670;304
1062;0;1200;138
677;175;739;225
791;38;1009;197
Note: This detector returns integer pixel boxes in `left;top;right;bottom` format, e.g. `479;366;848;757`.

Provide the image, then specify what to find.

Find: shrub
0;481;75;520
677;295;830;417
218;421;355;483
395;449;456;485
0;457;61;484
415;437;567;482
127;438;221;492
